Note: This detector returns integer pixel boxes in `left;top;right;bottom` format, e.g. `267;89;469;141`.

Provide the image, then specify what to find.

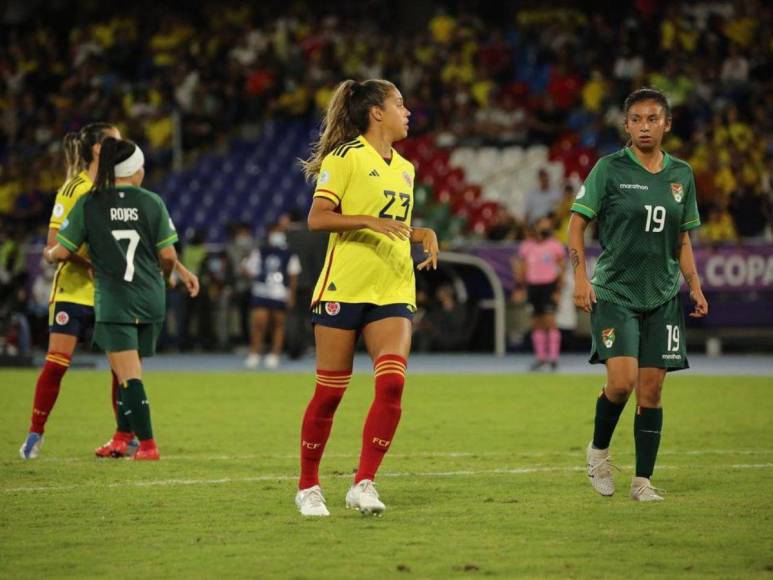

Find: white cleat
631;477;664;502
244;353;261;369
586;442;616;496
264;353;280;369
346;479;386;516
19;432;44;459
295;485;330;517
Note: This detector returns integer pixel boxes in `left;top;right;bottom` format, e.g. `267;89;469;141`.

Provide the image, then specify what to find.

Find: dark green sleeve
56;196;86;251
154;197;179;249
571;160;606;220
681;171;701;231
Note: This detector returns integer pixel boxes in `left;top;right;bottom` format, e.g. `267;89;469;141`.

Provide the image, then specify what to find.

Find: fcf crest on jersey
55;311;70;326
325;301;341;316
601;328;615;349
402;171;413;187
671;183;684;203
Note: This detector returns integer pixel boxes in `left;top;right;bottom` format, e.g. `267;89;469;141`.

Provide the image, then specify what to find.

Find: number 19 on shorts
665;324;680;352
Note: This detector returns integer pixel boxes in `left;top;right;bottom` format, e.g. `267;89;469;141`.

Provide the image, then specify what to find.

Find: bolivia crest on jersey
671;183;684;203
601;327;615;349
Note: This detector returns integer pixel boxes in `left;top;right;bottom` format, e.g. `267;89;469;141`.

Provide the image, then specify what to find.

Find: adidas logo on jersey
369;169;379;177
327;282;337;291
619;183;649;190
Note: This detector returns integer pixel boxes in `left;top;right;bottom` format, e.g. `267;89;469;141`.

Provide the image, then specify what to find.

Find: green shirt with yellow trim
57;185;178;323
571;148;701;310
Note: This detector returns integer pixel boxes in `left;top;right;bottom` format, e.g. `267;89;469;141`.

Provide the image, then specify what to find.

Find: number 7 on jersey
112;229;140;282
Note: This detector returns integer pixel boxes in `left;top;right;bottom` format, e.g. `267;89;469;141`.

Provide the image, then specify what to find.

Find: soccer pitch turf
1;370;771;579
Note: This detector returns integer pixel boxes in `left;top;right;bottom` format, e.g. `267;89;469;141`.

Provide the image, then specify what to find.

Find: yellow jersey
312;135;416;308
48;171;94;306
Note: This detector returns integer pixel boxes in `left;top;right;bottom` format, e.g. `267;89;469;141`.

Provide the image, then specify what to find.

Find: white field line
30;448;773;464
2;463;772;495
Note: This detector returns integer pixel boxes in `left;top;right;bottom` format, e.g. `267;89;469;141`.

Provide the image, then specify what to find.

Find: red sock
355;355;406;483
29;352;71;434
299;369;350;489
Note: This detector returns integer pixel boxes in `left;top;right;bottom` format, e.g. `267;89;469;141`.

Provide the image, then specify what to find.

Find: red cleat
95;435;139;458
133;446;160;461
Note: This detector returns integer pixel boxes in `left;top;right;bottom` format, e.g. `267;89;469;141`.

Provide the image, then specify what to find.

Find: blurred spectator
524;168;562;224
242;222;301;370
413;284;474;352
697;203;739;247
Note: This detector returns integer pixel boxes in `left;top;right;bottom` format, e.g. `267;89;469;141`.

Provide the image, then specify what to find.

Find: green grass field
1;369;772;579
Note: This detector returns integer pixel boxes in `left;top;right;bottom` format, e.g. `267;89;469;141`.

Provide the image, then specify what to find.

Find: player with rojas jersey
45;138;199;461
568;88;709;501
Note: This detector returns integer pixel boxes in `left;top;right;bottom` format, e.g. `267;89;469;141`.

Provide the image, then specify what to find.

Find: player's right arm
307;150;410;240
568;160;606;312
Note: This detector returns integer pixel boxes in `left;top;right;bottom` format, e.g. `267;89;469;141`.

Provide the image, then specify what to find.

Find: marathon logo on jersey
662;353;683;360
55;311;70;326
601;328;615;349
110;208;139;221
619;183;648;190
671;183;684;203
325;301;341;316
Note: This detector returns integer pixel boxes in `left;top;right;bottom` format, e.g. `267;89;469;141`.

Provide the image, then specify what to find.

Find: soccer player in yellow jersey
295;79;439;517
19;123;138;460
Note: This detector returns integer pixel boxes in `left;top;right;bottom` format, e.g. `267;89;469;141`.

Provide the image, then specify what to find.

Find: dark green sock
634;406;663;478
592;390;626;450
120;379;154;441
114;383;132;433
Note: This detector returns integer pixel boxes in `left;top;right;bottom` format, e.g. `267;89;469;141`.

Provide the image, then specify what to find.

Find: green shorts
589;295;689;371
93;322;162;358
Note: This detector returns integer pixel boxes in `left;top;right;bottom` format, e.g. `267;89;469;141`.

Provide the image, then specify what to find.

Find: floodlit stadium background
1;0;771;363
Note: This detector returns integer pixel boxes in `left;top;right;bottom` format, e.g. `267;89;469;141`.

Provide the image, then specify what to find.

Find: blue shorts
250;297;287;310
48;302;94;339
310;302;415;331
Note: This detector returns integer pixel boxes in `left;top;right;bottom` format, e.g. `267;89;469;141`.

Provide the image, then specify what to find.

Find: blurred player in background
568;88;708;502
295;79;438;517
242;222;301;370
45;138;199;461
19;123;139;460
513;215;565;371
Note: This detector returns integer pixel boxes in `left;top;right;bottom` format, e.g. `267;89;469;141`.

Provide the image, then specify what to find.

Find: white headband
114;145;145;178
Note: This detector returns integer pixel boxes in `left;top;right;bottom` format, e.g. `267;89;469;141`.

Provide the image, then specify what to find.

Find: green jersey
57;185;178;323
571;148;701;310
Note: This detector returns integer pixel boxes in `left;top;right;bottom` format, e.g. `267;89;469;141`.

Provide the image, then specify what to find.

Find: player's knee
375;373;405;410
637;381;663;407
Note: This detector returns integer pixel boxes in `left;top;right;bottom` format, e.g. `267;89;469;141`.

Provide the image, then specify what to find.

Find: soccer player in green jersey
45;138;199;460
568;88;709;501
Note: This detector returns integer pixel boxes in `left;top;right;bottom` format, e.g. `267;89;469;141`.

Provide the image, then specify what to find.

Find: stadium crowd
1;0;771;354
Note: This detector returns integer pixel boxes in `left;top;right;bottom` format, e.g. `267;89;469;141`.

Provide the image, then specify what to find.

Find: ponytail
62;122;116;181
301;79;396;180
91;138;137;195
63;132;81;181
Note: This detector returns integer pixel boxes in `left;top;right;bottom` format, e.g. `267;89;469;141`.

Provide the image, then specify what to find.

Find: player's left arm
410;227;438;271
678;231;708;318
44;243;72;264
679;171;707;318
